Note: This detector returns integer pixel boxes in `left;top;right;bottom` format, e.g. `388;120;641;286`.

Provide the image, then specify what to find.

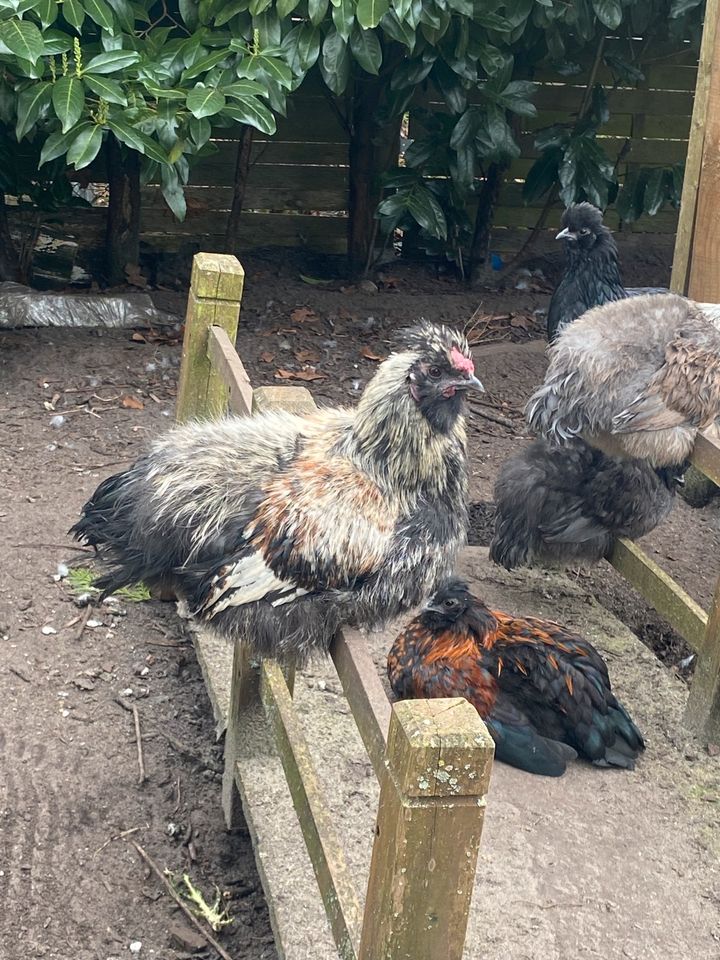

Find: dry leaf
121;394;145;410
509;314;533;330
274;368;326;382
290;307;317;324
294;348;321;363
259;350;276;363
131;332;147;342
360;346;386;362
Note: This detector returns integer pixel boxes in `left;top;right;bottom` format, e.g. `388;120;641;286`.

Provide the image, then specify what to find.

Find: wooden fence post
685;578;720;740
176;252;245;423
358;698;494;960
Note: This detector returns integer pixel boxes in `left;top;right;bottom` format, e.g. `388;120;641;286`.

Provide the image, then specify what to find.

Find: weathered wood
358;699;494;960
690;430;720;487
331;628;392;780
207;325;253;417
176;253;245;424
672;0;720;294
685;574;720;739
261;660;362;960
222;640;261;828
252;384;317;415
608;538;708;653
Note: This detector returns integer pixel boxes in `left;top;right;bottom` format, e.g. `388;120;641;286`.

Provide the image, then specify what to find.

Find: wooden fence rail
176;252;495;960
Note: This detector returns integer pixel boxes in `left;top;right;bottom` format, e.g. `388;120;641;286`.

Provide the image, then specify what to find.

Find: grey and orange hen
388;579;644;777
71;324;483;661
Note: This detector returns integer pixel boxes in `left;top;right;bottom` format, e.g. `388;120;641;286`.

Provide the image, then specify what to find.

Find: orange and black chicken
387;579;644;777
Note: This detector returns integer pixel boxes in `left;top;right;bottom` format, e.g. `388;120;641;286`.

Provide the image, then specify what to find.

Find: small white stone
49;415;65;428
120;687;134;697
41;625;57;635
53;563;69;582
129;942;142;954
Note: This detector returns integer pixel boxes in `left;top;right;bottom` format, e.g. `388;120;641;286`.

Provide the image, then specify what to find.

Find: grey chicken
527;292;720;467
70;323;483;662
547;202;720;342
490;438;681;570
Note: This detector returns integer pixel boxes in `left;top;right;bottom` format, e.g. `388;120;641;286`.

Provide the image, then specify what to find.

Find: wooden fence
18;38;700;262
176;251;496;960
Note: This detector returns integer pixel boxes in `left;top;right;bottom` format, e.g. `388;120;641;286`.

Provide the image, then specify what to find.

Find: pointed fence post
358;698;494;960
176;253;245;423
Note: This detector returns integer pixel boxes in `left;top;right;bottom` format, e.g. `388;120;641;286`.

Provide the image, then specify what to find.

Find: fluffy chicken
546;202;720;342
388;579;645;776
71;324;483;662
490;438;681;570
527;292;720;467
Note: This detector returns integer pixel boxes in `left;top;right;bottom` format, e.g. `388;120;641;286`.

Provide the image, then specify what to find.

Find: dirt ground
1;247;719;959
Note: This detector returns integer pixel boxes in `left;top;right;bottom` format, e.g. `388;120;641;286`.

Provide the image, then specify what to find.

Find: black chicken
387;579;645;777
71;323;483;662
546;202;720;342
490;438;682;570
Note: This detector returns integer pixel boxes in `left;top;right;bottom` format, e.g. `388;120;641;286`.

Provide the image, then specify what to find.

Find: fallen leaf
274;368;326;382
290;307;317;324
509;314;533;329
121;394;145;410
259;351;276;363
360;346;386;362
299;274;332;286
294;348;321;363
131;332;147;343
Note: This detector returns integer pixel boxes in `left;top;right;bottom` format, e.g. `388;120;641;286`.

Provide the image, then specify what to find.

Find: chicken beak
464;374;485;392
555;227;575;241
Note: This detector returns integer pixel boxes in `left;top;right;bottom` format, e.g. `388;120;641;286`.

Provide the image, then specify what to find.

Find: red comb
450;346;474;375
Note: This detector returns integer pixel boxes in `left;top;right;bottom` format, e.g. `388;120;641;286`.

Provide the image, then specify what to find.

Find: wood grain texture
175;254;244;424
672;0;720;294
358;699;494;960
685;576;720;739
607;538;708;653
207;325;253;418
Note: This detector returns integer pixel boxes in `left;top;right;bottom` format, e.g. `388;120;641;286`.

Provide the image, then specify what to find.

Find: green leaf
188;115;211;147
214;0;250;24
16;81;52;140
36;0;58;28
523;148;562;202
84;50;141;74
143;83;187;100
237;54;293;89
224;97;276;135
179;0;199;28
40;123;91;165
42;30;73;54
0;19;44;62
495;80;538;117
276;0;300;16
474;11;511;31
253;9;282;47
224;79;265;97
52;76;85;133
407;185;446;239
669;0;703;16
349;24;382;74
186;85;226;118
308;0;329;25
106;115;145;152
248;0;272;13
449;107;480;150
181;48;230;82
161;167;186;220
83;0;116;31
67;123;103;169
63;0;85;29
591;0;622;29
332;0;355;43
643;166;665;216
297;22;321;70
380;10;414;49
107;0;135;31
478;43;506;78
356;0;388;28
320;29;350;94
84;73;127;105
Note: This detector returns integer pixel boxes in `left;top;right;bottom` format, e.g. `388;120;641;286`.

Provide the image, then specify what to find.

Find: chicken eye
443;598;457;608
579;227;590;236
428;366;442;380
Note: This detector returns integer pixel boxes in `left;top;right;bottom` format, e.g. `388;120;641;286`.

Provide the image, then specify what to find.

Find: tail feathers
487;718;577;777
69;469;134;547
581;704;645;768
489;513;532;570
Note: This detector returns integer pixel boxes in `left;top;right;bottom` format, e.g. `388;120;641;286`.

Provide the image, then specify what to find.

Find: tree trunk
347;75;400;276
468;162;506;284
224;124;254;252
105;134;141;285
0;191;20;282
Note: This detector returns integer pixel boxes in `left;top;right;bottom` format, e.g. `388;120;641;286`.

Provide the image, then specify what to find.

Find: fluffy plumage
490;438;681;570
527;292;720;467
71;323;483;662
387;579;644;777
547;202;720;342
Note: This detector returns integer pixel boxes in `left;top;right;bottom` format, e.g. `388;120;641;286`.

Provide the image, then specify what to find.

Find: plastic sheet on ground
0;282;179;329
